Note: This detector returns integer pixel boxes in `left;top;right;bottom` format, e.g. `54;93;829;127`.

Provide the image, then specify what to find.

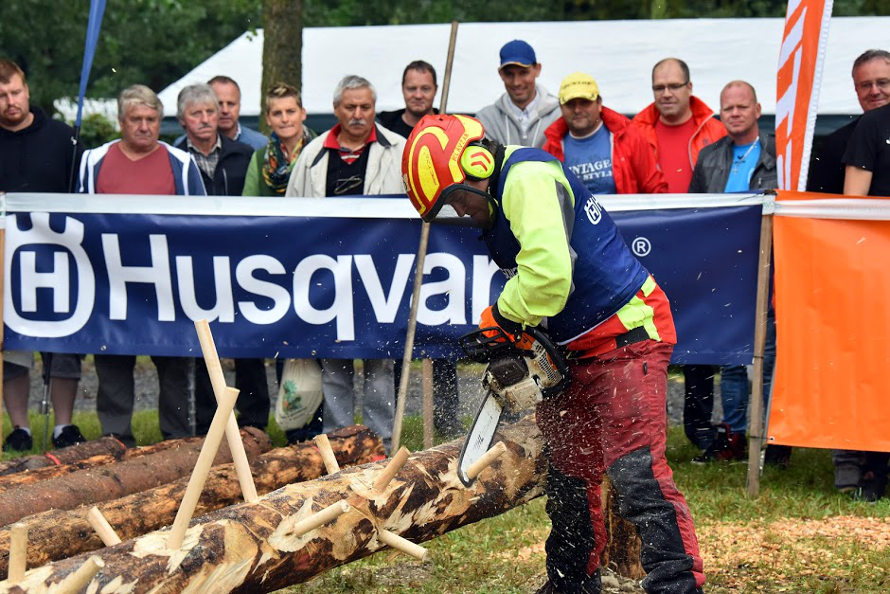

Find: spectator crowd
1;41;888;505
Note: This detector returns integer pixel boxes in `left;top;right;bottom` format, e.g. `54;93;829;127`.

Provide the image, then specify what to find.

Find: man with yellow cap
543;72;666;194
402;114;705;593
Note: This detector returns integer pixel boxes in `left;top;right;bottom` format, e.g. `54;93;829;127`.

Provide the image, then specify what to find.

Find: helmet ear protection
459;142;495;181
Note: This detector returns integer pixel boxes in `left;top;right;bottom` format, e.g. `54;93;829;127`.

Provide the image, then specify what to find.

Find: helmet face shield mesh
402;114;486;220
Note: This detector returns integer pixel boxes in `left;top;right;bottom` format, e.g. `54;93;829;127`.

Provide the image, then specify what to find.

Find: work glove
478;303;523;343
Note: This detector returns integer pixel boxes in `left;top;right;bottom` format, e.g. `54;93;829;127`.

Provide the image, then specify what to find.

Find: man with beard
286;75;404;451
0;58;86;451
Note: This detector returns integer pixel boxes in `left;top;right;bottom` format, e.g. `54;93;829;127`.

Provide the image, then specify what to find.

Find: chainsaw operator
402;114;705;594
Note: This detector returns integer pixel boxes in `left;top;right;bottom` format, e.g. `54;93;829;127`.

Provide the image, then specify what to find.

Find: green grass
3;412;888;593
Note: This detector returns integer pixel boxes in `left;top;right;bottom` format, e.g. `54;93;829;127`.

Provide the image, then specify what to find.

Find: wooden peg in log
378;529;428;561
8;524;26;583
372;446;410;492
312;434;340;474
466;441;508;481
87;507;121;546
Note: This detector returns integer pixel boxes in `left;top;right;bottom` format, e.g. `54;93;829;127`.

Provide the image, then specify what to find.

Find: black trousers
194;358;270;434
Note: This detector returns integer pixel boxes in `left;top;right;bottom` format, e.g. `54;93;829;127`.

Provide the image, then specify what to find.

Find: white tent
158;17;888;119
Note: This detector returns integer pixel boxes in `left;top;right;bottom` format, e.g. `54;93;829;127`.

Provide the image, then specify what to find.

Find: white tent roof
158;17;888;118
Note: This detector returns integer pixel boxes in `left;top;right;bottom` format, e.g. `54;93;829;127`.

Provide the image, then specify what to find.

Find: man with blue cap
475;39;560;148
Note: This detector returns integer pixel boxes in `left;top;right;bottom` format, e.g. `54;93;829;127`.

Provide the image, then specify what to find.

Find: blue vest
482;148;649;342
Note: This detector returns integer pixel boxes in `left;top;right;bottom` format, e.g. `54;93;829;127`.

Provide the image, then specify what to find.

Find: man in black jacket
809;49;890;194
0;58;86;451
173;83;270;434
687;80;779;464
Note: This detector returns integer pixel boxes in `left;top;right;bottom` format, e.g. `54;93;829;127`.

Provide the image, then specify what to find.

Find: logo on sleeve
584;196;602;225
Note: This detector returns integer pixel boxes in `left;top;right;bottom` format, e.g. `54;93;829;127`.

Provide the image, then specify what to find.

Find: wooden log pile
0;425;383;578
1;417;546;593
0;427;272;527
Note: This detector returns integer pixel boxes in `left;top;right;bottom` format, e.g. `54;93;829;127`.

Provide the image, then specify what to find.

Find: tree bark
0;455;117;494
0;433;216;479
260;0;302;132
0;425;383;580
0;428;271;527
3;417;545;593
0;436;127;477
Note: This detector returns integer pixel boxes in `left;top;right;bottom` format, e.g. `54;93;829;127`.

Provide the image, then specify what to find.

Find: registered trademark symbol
632;237;651;257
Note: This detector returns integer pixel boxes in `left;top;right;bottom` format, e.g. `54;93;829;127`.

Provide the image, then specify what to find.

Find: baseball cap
558;72;600;104
499;40;537;70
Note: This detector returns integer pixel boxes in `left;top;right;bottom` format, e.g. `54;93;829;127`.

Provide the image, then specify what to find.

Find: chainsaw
456;325;570;487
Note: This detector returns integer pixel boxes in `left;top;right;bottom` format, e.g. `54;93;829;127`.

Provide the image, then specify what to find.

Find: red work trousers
536;340;705;593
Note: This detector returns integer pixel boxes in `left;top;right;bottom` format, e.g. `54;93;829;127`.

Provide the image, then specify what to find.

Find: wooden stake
392;20;460;452
746;214;773;498
194;319;259;503
167;386;239;549
87;506;121;546
0;223;5;430
422;359;434;449
8;523;26;583
290;500;350;537
312;434;340;474
466;442;508;481
378;529;428;561
372;446;410;492
54;555;104;594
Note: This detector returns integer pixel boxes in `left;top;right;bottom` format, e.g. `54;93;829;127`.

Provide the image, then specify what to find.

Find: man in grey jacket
475;40;560;148
286;75;403;452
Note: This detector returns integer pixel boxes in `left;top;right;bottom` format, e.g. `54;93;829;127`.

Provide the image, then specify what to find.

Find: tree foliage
2;0;260;115
2;0;888;116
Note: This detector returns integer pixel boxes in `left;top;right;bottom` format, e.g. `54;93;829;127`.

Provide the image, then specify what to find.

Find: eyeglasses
652;82;689;94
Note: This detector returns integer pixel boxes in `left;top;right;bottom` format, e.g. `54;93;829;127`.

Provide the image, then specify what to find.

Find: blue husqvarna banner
2;195;763;364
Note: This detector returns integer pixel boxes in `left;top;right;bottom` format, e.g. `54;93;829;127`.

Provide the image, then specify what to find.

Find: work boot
3;427;33;452
52;425;87;449
692;423;746;463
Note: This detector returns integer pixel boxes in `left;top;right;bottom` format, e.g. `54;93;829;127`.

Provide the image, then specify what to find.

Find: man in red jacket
632;58;727;453
632;58;726;193
543;72;666;194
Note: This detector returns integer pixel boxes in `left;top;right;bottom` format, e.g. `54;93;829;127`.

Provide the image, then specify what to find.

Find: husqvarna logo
584;196;602;225
4;213;96;337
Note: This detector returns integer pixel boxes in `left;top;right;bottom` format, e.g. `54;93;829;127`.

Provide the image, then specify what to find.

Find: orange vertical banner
771;191;890;451
775;0;832;191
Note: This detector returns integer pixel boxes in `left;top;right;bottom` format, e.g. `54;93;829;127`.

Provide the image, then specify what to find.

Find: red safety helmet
401;114;495;222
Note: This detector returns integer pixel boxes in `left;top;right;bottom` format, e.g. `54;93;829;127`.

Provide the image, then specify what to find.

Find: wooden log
0;427;271;528
0;454;117;494
0;436;127;477
0;433;215;482
5;417;545;593
0;425;383;578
